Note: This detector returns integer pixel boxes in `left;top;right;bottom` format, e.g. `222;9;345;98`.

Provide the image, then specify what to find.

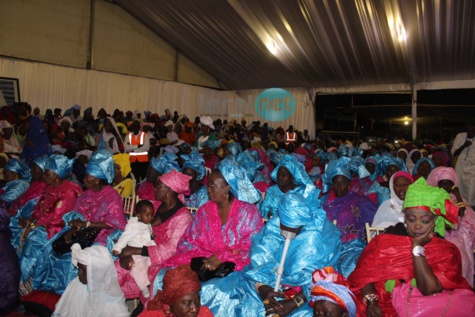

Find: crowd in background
0;102;474;317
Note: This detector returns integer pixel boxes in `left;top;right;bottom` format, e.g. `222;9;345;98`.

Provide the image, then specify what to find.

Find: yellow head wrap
113;153;132;178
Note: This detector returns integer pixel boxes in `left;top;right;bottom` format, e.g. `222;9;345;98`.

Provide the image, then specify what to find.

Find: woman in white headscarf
53;243;129;317
371;171;414;228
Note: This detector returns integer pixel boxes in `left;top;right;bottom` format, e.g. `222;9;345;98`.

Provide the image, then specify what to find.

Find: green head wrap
403;178;459;237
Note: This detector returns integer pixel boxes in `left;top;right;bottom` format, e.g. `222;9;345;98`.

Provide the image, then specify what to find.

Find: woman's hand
258;285;286;316
366;302;382;317
119;254;134;270
69;219;86;229
411;227;434;248
201;254;222;271
266;299;296;317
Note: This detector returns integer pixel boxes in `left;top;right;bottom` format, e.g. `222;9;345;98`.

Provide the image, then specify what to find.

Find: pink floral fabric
73;186;127;245
164;199;264;271
31;180;83;239
137;181;155;200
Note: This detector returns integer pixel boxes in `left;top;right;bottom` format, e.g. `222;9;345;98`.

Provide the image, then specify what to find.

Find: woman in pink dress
164;159;263;272
116;169;193;300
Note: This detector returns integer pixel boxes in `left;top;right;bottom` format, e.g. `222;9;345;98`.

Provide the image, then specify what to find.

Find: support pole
411;87;417;140
86;0;95;69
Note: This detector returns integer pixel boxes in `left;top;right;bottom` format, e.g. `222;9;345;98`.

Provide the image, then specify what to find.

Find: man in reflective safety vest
124;121;150;181
285;125;297;145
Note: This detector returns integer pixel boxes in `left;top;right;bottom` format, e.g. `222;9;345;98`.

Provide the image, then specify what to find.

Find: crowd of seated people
0;102;474;317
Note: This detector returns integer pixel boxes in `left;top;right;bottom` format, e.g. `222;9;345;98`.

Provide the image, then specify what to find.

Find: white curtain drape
0;58;316;136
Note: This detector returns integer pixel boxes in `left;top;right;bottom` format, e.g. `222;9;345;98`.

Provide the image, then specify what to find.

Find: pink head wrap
427;167;458;187
159;169;191;203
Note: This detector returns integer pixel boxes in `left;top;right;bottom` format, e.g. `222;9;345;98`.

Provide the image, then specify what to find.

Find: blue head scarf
5;158;31;181
202;140;221;152
269;150;284;165
379;154;408;175
236;151;264;182
278;192;314;228
45;154;75;179
218;159;261;204
321;157;352;193
364;156;380;181
86;149;115;184
150;153;180;174
412;157;435;175
271;155;313;187
348;156;371;179
181;151;206;181
33;155;49;172
226;142;242;156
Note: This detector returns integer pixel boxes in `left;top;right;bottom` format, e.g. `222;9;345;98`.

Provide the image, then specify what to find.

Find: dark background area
315;88;475;142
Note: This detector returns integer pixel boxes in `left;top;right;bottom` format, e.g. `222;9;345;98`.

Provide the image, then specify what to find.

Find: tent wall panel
0;0;90;68
0;0;220;88
177;53;221;89
93;0;175;81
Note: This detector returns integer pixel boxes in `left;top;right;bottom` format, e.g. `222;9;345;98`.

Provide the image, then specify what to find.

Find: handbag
190;257;236;282
52;227;102;255
392;283;475;317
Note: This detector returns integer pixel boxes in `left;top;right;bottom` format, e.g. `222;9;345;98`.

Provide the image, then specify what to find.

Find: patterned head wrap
181;151;205;181
308;267;356;317
158;265;201;305
33;155;49;172
412;157;435;176
226;142;242;156
86;149;115;184
113;153;132;178
403;178;459;237
427;167;458;187
159;169;191;204
268;150;284;165
378;154;407;175
321;157;352;193
218;159;261;204
237;151;263;181
202;140;221;152
150;153;179;174
5;158;31;181
271;155;314;194
278;192;314;228
348;156;371;179
45;154;75;179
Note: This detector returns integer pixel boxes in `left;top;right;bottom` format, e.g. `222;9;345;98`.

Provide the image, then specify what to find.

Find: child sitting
113;200;156;298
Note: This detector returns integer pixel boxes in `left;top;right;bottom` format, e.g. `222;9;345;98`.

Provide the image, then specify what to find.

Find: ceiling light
266;39;278;55
404;120;409;125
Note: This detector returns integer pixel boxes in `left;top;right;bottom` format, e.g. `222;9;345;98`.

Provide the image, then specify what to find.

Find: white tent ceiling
113;0;475;91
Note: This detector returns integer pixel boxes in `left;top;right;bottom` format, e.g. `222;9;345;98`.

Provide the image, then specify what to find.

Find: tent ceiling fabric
114;0;475;90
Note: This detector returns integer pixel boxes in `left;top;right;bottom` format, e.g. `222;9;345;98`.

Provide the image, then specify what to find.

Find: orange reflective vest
285;132;297;144
128;132;148;162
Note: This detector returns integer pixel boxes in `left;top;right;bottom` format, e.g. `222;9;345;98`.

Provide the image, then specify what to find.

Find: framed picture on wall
0;77;21;107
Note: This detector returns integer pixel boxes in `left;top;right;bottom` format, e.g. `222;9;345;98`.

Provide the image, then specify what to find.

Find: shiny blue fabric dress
199;209;342;317
0;179;30;203
184;185;209;209
258;186;307;219
366;182;390;206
